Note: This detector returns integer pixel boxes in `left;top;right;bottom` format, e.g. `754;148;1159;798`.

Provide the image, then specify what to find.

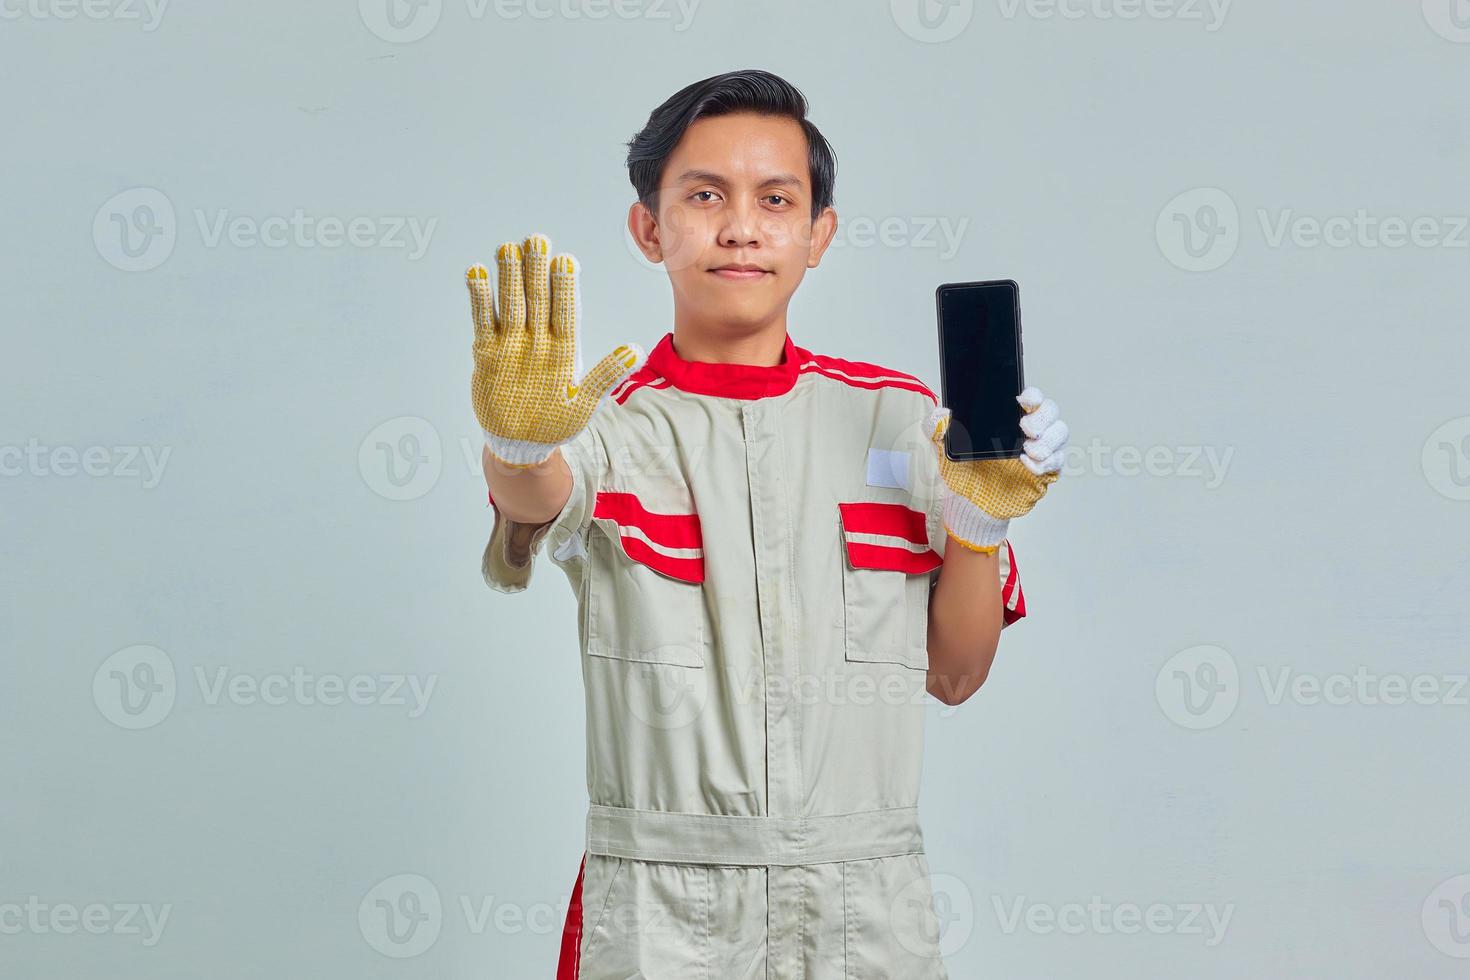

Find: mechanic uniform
483;331;1025;980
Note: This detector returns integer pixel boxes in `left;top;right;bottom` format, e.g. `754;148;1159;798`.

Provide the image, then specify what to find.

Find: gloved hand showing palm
926;387;1069;553
467;232;642;467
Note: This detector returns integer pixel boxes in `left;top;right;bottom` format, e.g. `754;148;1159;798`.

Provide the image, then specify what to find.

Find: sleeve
480;412;607;595
996;539;1026;627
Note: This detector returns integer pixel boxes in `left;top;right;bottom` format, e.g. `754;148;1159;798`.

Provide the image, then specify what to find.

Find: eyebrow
673;168;806;191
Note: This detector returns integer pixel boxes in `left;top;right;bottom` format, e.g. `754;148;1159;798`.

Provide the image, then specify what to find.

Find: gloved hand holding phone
926;387;1069;553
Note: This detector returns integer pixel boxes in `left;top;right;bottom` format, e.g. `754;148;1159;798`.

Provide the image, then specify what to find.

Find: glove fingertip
625;341;646;371
924;404;951;441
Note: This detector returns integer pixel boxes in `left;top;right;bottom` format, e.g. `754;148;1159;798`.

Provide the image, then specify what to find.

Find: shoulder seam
796;355;938;403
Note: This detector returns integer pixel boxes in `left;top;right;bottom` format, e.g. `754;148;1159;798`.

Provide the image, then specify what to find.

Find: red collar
644;331;803;399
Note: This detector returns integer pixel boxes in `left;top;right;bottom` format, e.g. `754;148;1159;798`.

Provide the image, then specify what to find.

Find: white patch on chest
864;447;912;491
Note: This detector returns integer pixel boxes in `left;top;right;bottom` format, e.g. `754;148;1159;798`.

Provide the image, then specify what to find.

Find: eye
691;190;720;203
765;195;788;206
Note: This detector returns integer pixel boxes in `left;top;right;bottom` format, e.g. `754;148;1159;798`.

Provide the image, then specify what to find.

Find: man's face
629;112;837;334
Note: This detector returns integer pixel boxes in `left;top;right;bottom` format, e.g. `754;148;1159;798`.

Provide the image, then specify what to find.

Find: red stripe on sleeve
1001;541;1026;625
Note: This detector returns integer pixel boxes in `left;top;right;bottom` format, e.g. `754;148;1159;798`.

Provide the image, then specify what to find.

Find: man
467;69;1068;979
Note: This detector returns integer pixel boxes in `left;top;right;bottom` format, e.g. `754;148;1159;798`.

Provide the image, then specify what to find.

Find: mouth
709;265;771;281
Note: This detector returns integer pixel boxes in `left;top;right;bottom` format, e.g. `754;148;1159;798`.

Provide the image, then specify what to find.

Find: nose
718;199;761;249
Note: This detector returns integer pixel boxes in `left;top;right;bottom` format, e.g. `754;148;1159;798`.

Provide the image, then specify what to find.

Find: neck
670;308;789;366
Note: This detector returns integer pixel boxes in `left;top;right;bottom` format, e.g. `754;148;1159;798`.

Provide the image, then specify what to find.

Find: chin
711;292;773;314
694;298;770;329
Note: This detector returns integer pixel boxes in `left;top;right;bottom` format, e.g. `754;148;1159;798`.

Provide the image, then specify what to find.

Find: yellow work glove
925;386;1069;553
467;232;642;467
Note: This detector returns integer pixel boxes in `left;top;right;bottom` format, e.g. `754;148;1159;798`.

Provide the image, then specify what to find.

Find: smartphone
936;279;1025;461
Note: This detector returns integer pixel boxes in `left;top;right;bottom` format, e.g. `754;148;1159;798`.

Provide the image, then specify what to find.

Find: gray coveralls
483;331;1024;979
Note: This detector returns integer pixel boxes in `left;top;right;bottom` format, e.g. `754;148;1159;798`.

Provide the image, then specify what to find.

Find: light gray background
4;1;1468;977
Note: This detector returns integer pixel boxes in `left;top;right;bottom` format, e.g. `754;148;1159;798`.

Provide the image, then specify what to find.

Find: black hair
625;69;837;222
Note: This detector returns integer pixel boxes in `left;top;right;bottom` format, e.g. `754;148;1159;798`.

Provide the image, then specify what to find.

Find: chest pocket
837;501;942;671
585;490;707;669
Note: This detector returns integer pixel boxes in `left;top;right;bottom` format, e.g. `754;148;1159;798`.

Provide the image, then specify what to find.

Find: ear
806;206;838;269
627;200;663;264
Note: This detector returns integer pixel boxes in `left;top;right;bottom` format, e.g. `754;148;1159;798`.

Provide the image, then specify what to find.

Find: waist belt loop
585;804;925;867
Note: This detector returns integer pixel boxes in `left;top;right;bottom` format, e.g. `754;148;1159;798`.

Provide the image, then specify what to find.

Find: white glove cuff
483;430;561;467
942;492;1010;552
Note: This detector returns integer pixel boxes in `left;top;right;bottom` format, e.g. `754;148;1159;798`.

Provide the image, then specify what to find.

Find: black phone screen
936;279;1025;461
